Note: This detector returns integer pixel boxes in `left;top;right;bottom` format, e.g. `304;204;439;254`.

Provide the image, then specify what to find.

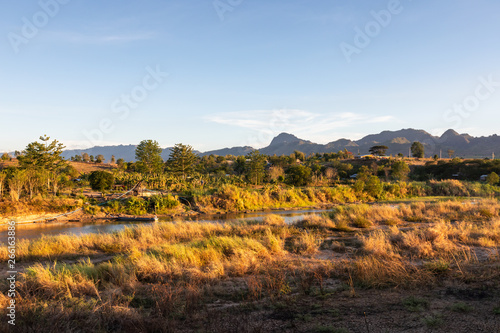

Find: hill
58;129;500;160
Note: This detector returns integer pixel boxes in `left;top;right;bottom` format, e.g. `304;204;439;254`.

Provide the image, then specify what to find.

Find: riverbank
1;199;499;332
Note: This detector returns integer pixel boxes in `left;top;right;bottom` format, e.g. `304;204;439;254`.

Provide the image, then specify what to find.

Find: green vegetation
135;139;163;174
88;171;114;191
1;135;500;221
411;141;425;158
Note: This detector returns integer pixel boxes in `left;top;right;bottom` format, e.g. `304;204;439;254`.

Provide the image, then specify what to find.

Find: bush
148;195;180;213
88;171;114;192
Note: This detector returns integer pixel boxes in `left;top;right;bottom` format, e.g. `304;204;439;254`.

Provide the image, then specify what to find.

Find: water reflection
0;208;330;242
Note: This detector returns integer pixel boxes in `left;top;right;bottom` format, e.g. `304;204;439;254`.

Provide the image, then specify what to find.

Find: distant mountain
200;146;255;157
61;145;175;162
60;129;500;161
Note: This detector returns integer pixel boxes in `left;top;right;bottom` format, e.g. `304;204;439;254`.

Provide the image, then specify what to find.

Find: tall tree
167;143;197;179
0;171;6;198
18;135;66;171
411;142;425;158
135;140;163;174
246;150;266;185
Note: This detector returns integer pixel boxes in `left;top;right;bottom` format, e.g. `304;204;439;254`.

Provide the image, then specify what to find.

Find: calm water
0;208;331;242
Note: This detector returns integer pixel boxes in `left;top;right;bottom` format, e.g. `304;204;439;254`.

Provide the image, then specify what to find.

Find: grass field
1;199;499;332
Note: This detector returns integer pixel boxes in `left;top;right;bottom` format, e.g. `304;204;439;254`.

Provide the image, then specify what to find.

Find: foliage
391;161;410;181
135;139;163;174
88;171;114;192
245;150;266;185
486;172;499;185
285;165;312;186
18;135;66;171
167;143;197;179
369;145;389;156
411;141;425;158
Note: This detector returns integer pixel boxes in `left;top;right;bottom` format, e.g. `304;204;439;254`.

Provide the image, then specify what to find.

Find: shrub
88;171;114;191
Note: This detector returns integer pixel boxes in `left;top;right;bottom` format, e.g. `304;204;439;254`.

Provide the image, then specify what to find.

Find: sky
1;0;500;153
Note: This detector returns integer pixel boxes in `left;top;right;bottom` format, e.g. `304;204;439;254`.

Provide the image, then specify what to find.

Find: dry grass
2;198;500;331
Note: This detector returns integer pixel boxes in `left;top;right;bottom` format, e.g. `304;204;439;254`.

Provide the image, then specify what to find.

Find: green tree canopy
135;140;163;174
89;171;114;191
486;172;499;185
285;164;312;186
245;150;266;185
391;161;410;181
369;145;389;156
18;135;66;171
411;142;425;158
167;143;198;179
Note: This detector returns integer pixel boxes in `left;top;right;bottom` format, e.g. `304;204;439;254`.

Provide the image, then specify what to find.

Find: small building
480;175;488;182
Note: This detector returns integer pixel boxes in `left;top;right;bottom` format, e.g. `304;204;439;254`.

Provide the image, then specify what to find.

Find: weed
403;296;429;312
422;313;444;328
449;302;472;313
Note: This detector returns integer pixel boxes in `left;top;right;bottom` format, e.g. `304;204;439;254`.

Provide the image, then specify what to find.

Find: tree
324;167;338;183
89;171;114;191
294;150;305;162
245;150;266;185
1;153;10;161
96;154;105;164
135;140;163;174
111;155;116;164
8;169;26;201
411;142;425;158
391;161;410;181
486;172;499;185
89;155;94;163
117;158;125;169
365;175;383;198
369;145;389;156
268;166;284;182
285;165;312;186
167;143;197;179
0;171;6;198
18;135;66;171
82;153;90;163
447;149;455;159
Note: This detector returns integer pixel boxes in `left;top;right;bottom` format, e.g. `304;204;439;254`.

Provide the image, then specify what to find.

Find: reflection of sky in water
0;209;330;242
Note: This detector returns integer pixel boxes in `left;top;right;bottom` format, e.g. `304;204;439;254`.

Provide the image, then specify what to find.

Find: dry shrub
245;275;263;301
296;214;335;229
289;231;320;255
20;262;100;299
351;256;433;288
262;228;284;254
362;230;398;258
262;214;285;226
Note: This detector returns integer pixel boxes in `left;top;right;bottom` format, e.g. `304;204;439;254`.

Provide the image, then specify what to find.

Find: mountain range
60;129;500;162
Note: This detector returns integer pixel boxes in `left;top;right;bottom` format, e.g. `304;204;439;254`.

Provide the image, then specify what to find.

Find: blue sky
1;0;500;153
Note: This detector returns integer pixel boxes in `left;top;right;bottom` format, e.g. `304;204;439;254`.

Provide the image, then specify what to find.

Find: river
0;208;331;242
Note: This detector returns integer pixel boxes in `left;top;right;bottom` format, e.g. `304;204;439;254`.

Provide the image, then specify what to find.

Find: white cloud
205;109;397;147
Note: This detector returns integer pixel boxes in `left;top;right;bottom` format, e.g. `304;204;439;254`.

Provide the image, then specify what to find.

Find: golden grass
3;198;500;331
